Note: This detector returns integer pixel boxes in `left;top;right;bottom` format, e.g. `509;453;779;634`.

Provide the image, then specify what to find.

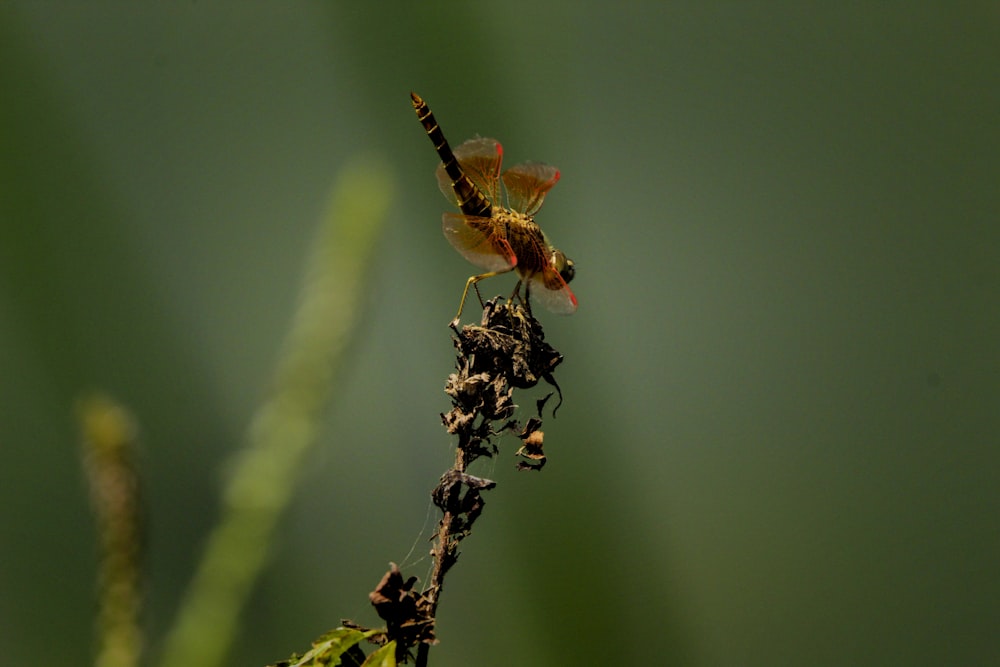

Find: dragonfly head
552;250;575;284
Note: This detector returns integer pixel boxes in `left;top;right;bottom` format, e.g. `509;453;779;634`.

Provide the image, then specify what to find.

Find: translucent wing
512;231;577;315
526;264;578;315
501;162;560;216
442;212;517;272
435;137;503;207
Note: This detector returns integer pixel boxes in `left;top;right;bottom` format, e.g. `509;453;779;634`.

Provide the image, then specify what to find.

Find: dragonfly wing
442;212;517;272
436;137;503;206
526;264;577;315
501;162;560;216
514;232;577;315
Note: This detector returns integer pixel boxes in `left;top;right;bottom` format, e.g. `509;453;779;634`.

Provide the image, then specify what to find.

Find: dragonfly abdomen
411;92;492;218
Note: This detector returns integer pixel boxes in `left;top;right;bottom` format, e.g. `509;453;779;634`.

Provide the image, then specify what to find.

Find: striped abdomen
410;92;492;218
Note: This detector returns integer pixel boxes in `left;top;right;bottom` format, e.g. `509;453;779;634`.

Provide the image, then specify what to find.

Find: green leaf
268;627;380;667
360;641;397;667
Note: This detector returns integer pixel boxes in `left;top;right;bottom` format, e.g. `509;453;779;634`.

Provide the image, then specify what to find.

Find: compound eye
561;259;575;284
551;250;575;284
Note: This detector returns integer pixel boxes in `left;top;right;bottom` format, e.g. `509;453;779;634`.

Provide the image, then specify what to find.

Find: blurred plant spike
78;393;143;667
157;156;394;667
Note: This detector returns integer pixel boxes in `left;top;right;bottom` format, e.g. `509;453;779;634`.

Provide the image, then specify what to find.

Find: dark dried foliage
362;298;566;664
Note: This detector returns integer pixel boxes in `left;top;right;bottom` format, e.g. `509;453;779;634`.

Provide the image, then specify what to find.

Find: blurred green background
2;3;998;666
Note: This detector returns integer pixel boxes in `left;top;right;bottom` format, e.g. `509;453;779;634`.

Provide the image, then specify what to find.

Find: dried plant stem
369;299;564;666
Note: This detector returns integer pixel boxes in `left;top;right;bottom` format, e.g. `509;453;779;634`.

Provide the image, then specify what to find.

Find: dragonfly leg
506;279;524;308
502;280;530;327
454;269;512;326
473;282;486;309
520;280;534;318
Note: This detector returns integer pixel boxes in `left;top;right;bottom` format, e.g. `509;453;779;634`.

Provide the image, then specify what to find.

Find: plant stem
158;157;392;667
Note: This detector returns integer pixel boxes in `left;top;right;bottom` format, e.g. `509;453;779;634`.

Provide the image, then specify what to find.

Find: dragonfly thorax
495;209;549;275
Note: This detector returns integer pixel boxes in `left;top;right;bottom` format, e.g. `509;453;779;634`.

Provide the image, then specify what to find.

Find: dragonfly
410;92;577;325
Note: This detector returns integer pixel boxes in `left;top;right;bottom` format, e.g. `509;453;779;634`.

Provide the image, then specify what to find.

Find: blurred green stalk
157;156;393;667
79;394;143;667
